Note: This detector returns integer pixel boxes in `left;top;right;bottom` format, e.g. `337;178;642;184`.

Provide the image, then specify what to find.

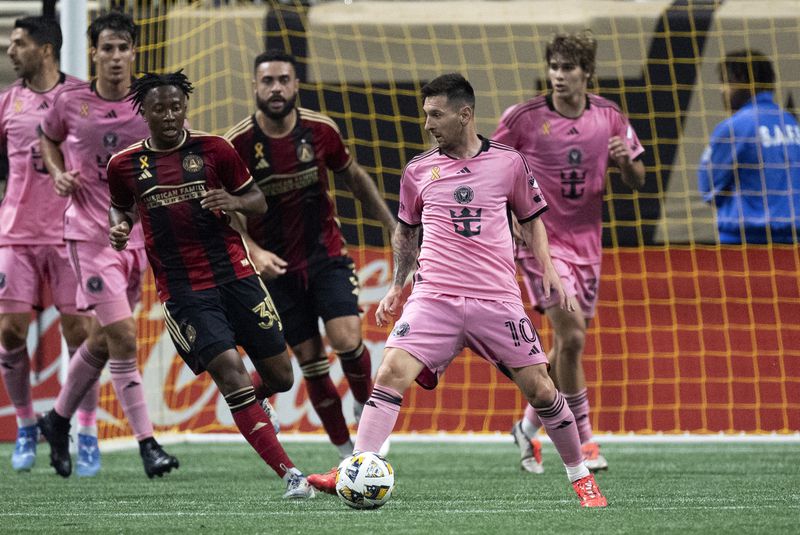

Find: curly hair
128;70;193;115
545;30;598;76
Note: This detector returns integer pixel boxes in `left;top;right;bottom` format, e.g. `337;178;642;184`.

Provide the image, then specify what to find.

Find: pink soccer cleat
572;474;608;508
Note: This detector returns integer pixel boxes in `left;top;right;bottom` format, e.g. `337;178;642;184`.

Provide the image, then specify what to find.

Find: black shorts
265;256;360;347
162;275;286;375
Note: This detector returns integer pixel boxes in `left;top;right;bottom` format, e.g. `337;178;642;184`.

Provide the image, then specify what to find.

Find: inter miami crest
453;185;474;205
182;154;204;173
87;276;103;294
102;132;118;150
297;140;314;163
393;322;410;337
568;148;582;166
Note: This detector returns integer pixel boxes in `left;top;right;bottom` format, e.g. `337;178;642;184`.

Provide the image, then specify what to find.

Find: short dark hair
253;49;298;74
720;49;775;88
545;30;597;76
14;16;62;60
421;73;475;109
88;11;137;48
128;70;193;115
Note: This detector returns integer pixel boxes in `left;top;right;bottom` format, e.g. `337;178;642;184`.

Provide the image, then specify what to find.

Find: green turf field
0;440;797;534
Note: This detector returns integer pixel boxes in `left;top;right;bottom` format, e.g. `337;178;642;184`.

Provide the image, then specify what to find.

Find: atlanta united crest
297;141;315;163
182;154;204;173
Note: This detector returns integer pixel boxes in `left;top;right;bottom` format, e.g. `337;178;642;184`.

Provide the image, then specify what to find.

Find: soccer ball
335;452;395;510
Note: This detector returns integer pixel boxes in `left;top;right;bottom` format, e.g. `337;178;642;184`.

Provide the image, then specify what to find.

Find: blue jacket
698;91;800;244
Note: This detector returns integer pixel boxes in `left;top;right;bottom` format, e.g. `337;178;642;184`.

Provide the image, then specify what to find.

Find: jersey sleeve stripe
223;117;253;140
517;205;549;224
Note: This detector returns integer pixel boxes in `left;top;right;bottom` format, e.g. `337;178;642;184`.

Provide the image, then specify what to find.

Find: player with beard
225;50;396;459
0;16;89;473
307;73;607;507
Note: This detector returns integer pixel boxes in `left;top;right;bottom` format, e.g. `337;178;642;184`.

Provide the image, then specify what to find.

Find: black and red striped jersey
224;108;353;274
108;129;256;301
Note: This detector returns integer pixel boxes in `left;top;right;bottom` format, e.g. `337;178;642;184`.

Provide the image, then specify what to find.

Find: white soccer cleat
581;442;608;472
283;472;315;500
511;420;543;474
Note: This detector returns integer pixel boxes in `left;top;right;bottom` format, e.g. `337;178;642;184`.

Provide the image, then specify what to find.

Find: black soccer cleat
139;439;179;478
37;410;72;478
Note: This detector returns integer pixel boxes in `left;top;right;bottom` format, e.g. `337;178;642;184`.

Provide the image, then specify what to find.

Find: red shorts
0;244;82;314
517;256;600;319
385;292;548;388
68;240;147;326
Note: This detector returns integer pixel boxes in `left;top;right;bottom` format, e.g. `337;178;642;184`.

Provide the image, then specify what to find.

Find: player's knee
374;358;407;386
102;319;137;356
528;377;557;407
558;328;586;360
208;353;250;394
266;364;294;392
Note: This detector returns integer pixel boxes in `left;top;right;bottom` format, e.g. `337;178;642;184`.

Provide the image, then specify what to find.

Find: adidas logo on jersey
138;168;153;181
457;166;471;174
255;158;270;170
37;101;49;110
105;110;118;119
567;127;579;135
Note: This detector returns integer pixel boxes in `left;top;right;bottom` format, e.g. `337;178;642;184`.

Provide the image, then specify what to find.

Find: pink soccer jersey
493;93;644;265
398;136;547;303
0;74;82;245
40;81;148;248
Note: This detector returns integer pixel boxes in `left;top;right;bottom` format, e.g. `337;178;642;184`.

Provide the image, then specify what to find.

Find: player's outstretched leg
308;383;403;495
37;410;72;478
213;351;314;499
536;393;607;508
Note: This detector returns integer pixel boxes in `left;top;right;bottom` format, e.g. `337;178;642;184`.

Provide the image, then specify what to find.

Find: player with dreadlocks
106;71;315;499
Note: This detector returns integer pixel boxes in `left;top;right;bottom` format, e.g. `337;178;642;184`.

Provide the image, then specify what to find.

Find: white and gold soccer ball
335;452;395;509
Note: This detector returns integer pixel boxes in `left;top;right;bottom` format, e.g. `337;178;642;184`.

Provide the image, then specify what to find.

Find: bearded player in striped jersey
225;50;396;460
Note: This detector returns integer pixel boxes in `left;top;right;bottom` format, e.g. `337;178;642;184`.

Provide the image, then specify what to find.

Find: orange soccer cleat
572;474;608;508
307;467;338;495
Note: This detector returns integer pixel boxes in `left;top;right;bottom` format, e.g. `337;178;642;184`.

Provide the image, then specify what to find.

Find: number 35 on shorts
251;293;282;331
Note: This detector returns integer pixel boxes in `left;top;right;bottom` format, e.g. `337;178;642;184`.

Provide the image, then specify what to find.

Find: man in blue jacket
699;49;800;244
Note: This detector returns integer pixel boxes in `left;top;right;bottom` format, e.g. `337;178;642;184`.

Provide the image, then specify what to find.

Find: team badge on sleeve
527;175;539;189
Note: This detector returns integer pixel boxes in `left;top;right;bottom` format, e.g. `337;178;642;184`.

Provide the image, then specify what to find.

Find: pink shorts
385;292;548;388
67;240;147;326
0;244;83;314
517;256;601;319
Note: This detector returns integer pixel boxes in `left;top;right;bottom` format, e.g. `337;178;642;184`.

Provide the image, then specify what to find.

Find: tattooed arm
375;222;420;326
